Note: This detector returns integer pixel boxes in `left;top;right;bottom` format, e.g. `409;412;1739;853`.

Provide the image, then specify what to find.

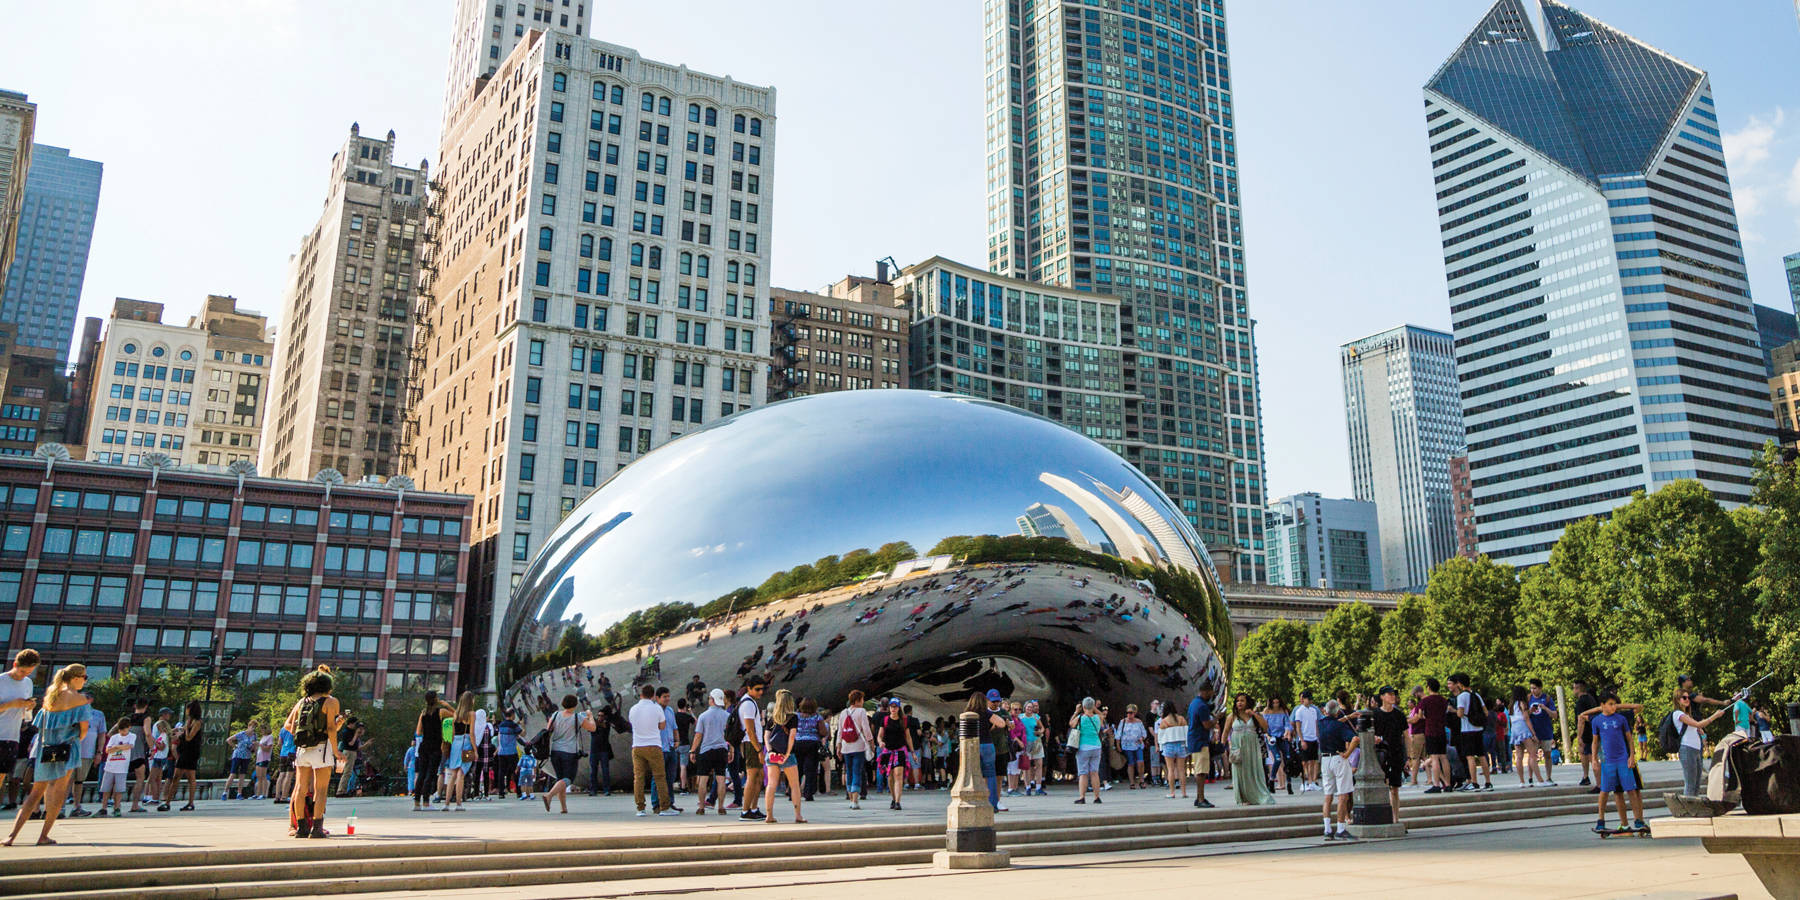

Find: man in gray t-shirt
689;689;733;814
0;649;38;796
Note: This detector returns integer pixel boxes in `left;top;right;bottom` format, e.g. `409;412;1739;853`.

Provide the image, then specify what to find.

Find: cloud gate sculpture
500;390;1230;744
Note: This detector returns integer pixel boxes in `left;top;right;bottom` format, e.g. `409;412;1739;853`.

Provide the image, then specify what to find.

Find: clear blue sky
2;1;1796;501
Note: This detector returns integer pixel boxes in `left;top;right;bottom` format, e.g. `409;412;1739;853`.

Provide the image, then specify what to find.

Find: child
1582;694;1646;834
516;749;538;801
100;717;137;817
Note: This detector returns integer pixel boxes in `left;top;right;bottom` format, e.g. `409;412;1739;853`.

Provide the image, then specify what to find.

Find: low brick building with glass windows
0;455;472;700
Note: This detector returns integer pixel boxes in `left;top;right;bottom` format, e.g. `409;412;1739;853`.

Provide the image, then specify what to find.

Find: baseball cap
158;707;173;716
888;698;902;707
985;689;1002;701
1378;685;1398;696
709;688;726;707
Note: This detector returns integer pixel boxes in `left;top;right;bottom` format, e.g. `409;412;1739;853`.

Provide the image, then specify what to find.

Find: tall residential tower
983;0;1264;581
1426;0;1771;565
443;0;593;128
1341;325;1463;592
262;126;426;481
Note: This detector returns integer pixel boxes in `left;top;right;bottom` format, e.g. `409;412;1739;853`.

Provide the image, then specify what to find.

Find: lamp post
933;710;1010;869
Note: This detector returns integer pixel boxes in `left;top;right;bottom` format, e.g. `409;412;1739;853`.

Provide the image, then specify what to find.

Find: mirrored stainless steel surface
501;390;1228;726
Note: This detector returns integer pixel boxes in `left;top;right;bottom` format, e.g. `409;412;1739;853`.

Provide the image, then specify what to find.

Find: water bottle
346;808;357;836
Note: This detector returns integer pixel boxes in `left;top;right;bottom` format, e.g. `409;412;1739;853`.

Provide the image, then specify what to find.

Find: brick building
768;279;908;401
0;456;472;700
1449;452;1478;561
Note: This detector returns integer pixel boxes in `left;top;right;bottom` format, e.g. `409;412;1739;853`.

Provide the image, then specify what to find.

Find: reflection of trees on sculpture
507;541;918;681
510;532;1235;688
929;534;1235;668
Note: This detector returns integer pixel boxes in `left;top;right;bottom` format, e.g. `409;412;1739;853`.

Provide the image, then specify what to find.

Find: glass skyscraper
0;145;102;367
1426;0;1770;565
983;0;1264;581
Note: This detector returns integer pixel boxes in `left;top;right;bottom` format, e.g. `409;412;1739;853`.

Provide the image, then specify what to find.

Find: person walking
1155;700;1190;799
169;700;203;811
1669;689;1724;797
1416;678;1450;793
876;698;913;811
1069;696;1104;805
3;663;88;846
443;692;476;811
763;689;805;823
1508;687;1538;787
979;690;1010;812
1447;674;1493;792
284;666;343;838
412;692;451;811
1223;693;1275;806
546;695;594;791
838;687;871;811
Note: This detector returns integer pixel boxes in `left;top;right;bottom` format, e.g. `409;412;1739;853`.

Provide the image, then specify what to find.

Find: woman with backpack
412;692;452;811
283;666;342;838
170;700;203;811
839;689;872;810
1668;690;1725;796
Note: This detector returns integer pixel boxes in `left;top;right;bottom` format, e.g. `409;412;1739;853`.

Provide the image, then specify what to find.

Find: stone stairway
0;780;1671;899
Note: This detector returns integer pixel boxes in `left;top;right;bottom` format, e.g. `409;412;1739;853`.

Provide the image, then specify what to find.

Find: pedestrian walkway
5;760;1680;862
347;809;1773;900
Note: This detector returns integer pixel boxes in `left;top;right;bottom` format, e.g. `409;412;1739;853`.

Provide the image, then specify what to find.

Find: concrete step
5;779;1675;900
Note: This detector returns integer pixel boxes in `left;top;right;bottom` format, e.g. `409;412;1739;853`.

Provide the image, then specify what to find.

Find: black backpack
1658;710;1685;756
1464;692;1488;728
725;702;746;745
294;696;330;747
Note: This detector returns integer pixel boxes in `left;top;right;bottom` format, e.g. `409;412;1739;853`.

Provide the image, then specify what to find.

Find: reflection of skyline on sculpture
499;390;1227;713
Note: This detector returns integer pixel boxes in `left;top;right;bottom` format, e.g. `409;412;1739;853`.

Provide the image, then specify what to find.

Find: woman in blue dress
4;663;89;846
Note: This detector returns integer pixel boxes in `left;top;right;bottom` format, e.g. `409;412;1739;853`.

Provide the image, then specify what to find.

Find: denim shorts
1122;747;1144;764
1160;741;1189;759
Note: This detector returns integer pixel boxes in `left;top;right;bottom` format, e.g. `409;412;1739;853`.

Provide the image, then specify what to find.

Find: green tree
1745;446;1800;707
1418;555;1520;690
1232;619;1309;703
1297;601;1382;696
1597;481;1757;692
1368;593;1427;690
1615;628;1711;752
1514;517;1612;688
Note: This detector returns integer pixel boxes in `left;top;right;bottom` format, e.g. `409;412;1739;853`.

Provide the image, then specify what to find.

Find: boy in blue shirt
516;749;539;800
1583;694;1646;834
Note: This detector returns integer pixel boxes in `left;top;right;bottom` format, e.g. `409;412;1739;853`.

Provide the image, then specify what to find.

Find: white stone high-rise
1341;325;1463;592
407;28;775;687
443;0;593;129
1426;0;1771;566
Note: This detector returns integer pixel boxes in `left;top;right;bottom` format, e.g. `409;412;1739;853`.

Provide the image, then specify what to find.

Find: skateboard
1597;827;1650;838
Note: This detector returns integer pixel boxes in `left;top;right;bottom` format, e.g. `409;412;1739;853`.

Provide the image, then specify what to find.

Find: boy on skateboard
1584;694;1646;835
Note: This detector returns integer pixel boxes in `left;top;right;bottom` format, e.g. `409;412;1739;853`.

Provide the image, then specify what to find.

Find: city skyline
2;1;1798;505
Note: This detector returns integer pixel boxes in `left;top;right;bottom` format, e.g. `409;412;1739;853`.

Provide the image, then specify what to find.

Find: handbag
461;748;477;763
766;751;788;767
41;742;72;764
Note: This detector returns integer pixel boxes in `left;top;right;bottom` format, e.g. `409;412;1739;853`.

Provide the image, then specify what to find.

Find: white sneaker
636;810;648;817
996;804;1009;812
657;808;681;816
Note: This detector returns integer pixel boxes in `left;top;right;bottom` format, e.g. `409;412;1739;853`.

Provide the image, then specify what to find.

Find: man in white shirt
627;684;674;815
1448;674;1492;792
737;677;768;821
1291;691;1322;791
0;649;38;801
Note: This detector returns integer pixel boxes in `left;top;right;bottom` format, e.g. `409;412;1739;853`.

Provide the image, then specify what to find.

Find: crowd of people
0;629;1787;845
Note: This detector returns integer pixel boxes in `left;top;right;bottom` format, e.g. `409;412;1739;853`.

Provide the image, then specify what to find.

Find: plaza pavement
338;809;1771;900
7;760;1685;864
